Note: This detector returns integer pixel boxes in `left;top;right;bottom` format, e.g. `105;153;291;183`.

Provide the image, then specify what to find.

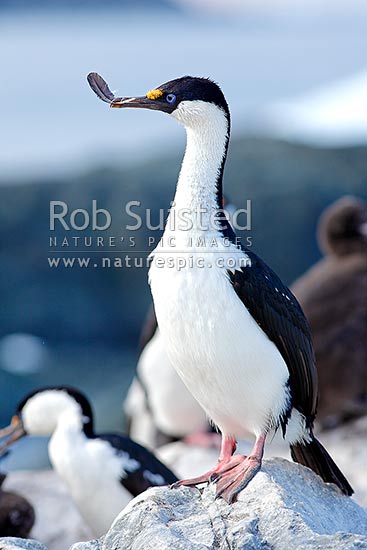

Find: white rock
70;458;367;550
3;470;93;550
0;537;47;550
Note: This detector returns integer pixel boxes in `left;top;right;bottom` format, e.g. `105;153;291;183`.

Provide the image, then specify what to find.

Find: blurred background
0;0;366;469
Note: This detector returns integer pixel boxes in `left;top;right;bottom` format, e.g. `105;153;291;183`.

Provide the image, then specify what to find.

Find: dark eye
166;93;176;104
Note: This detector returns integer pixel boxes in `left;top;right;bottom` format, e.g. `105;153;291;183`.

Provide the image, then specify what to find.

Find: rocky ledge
0;538;47;550
70;458;367;550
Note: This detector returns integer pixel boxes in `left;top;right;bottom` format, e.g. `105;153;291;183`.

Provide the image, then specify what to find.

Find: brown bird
0;473;35;538
292;196;367;428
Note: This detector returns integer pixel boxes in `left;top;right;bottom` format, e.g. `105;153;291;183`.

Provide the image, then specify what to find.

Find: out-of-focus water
1;7;366;181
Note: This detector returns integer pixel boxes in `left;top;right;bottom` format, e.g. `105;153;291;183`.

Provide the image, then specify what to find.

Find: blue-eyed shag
88;72;353;503
0;386;177;536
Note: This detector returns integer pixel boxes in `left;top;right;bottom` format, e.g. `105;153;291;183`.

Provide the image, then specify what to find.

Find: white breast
49;417;131;537
149;237;290;440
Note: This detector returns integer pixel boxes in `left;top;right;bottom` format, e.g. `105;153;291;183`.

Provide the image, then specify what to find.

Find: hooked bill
87;72;115;103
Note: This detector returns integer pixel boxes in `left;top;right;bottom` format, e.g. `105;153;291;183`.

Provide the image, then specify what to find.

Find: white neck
168;101;229;230
48;408;86;470
50;408;85;444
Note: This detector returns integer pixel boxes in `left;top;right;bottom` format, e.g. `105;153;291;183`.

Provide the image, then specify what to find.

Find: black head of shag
87;73;229;118
112;76;229;117
318;195;367;257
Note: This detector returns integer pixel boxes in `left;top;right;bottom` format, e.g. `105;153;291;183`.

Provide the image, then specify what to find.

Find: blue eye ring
166;93;176;104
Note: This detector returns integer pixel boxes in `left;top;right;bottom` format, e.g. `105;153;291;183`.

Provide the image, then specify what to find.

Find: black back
97;432;178;496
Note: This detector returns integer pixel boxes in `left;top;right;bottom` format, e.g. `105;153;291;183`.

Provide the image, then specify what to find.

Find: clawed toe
170;434;265;503
209;455;243;482
214;456;261;503
170;471;212;489
170;454;261;502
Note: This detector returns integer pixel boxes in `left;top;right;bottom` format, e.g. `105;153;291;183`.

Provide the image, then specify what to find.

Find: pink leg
171;435;237;488
218;435;237;461
214;433;266;503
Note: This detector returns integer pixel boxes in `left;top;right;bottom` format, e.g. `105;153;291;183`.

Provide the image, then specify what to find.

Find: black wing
228;247;318;427
138;304;158;353
98;433;178;497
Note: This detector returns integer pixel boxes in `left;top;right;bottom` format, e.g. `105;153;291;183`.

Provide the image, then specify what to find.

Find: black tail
290;435;353;496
